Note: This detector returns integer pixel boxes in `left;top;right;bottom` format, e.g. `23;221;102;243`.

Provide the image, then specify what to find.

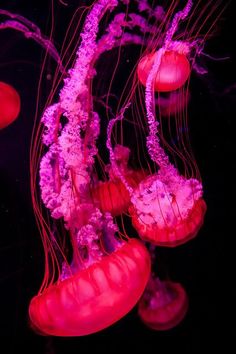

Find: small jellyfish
104;0;212;247
92;145;146;216
137;50;191;92
0;81;20;129
138;276;188;331
155;90;190;117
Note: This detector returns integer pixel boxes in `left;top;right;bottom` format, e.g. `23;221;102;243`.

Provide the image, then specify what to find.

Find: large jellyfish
28;0;153;336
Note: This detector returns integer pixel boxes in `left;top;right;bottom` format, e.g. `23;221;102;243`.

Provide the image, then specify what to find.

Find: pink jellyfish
138;275;189;331
0;81;20;129
28;0;151;336
0;9;65;130
91;145;147;216
105;0;210;247
155;90;190;118
137;50;191;92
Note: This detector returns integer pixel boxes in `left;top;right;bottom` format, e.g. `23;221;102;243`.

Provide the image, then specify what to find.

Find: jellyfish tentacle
106;103;134;195
0;11;65;72
145;0;193;170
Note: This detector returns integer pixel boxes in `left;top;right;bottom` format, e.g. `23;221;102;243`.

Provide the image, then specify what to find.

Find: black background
0;1;235;353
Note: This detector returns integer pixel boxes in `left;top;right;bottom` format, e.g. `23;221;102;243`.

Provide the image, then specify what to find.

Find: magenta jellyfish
138;275;189;331
155;90;190;118
138;245;189;331
104;0;212;248
137;50;191;92
91;145;147;216
28;0;153;336
0;81;20;129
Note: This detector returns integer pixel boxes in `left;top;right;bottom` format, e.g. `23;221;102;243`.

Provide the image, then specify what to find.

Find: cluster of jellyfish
1;0;222;336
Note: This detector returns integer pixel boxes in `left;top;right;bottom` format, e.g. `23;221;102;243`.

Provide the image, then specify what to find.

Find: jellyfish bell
27;0;155;336
29;203;150;337
0;81;20;129
129;171;207;247
91;145;147;216
156;90;190;117
29;238;151;336
137;50;191;92
91;170;146;217
138;277;188;331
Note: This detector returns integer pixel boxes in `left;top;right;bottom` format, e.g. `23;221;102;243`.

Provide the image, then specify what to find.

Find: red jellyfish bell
129;173;207;247
0;81;21;129
156;90;190;117
138;277;188;331
92;170;146;216
137;50;191;92
29;237;151;336
92;145;146;216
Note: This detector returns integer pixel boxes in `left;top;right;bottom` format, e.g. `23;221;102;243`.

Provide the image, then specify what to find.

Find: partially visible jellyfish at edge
0;81;20;129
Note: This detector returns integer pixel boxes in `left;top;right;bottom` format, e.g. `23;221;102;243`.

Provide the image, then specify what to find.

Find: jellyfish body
129;172;207;247
92;169;146;217
138;277;188;331
29;239;150;336
92;145;146;216
137;51;191;92
156;90;190;117
0;81;20;129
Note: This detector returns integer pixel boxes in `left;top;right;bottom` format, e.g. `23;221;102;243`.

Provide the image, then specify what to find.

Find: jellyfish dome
92;145;146;216
29;237;150;336
138;277;188;331
137;50;191;92
129;170;207;247
0;81;20;129
92;170;146;216
156;90;190;117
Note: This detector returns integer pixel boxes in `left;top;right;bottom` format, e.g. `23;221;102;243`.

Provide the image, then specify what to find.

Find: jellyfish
0;81;20;129
138;275;189;331
29;219;151;336
129;174;207;247
138;244;188;331
137;50;191;92
0;9;66;131
128;1;207;247
105;0;212;247
28;0;152;336
91;144;147;216
155;90;190;118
